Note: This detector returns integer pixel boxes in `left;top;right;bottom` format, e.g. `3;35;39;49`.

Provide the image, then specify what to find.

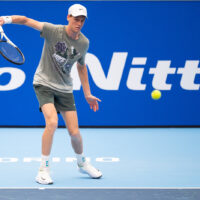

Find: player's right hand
0;17;5;26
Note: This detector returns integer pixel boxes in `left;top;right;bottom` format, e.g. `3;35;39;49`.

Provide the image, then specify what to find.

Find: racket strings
0;27;25;65
0;41;24;64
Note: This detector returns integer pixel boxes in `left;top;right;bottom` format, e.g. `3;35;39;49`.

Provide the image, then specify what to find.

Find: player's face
67;15;86;33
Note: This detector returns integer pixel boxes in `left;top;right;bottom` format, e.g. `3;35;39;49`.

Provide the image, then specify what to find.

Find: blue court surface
0;128;200;199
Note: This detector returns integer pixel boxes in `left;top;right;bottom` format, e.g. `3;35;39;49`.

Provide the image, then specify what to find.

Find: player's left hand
85;94;101;112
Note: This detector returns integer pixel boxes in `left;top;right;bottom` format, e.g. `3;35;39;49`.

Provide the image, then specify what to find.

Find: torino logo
0;52;200;91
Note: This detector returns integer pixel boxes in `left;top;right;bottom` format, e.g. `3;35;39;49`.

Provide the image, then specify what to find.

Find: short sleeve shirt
33;22;89;93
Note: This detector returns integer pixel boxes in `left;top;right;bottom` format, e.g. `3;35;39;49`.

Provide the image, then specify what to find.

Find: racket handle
0;26;3;32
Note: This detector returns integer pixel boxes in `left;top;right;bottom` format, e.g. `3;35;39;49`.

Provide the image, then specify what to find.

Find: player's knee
68;127;80;136
46;118;58;131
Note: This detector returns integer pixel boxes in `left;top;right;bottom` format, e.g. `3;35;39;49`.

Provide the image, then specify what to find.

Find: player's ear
67;14;71;21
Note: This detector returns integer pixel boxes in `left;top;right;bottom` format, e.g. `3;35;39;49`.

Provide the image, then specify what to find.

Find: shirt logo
52;41;80;74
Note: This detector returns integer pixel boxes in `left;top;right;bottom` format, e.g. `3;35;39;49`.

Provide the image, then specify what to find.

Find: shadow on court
0;189;200;200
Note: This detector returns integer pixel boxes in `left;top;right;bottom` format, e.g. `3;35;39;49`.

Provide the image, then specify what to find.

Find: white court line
0;187;200;190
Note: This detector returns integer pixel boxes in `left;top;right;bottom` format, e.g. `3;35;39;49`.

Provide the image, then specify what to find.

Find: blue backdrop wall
0;1;200;126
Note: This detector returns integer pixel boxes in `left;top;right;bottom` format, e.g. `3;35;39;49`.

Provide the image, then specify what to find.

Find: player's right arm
0;15;44;31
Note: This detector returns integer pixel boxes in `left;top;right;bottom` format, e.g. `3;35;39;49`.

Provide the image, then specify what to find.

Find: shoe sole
35;177;53;185
92;174;102;179
79;168;103;179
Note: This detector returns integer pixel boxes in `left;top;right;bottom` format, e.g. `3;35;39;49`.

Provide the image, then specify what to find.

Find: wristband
2;16;12;24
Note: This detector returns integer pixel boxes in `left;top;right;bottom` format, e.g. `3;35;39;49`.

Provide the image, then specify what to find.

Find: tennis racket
0;26;25;65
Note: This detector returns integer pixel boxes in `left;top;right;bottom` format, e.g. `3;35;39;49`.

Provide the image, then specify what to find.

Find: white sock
41;154;50;168
76;153;86;166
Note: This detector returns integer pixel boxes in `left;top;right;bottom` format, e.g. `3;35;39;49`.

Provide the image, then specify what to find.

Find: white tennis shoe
78;161;102;179
35;167;53;185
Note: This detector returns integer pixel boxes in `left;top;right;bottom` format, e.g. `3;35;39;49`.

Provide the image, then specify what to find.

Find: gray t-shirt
33;22;89;93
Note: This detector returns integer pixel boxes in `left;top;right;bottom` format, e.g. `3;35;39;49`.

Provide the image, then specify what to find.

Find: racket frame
0;26;25;65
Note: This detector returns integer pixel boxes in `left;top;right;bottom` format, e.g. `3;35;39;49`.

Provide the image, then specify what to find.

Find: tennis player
0;4;102;184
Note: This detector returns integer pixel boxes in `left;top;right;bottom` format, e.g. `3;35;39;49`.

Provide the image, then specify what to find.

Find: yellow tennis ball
151;90;161;100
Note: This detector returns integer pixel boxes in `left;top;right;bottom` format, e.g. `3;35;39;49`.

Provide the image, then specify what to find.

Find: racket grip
0;26;3;32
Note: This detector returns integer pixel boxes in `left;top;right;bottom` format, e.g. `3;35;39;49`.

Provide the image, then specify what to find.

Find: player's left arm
77;62;101;112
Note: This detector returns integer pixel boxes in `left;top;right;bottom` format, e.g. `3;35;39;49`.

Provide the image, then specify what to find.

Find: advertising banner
0;1;200;126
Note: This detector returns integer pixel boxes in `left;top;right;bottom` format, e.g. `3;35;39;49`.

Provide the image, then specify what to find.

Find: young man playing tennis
0;4;102;184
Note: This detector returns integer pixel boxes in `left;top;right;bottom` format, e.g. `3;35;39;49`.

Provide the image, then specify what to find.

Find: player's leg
33;85;59;184
60;110;102;179
61;110;82;153
41;103;58;156
36;103;58;184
